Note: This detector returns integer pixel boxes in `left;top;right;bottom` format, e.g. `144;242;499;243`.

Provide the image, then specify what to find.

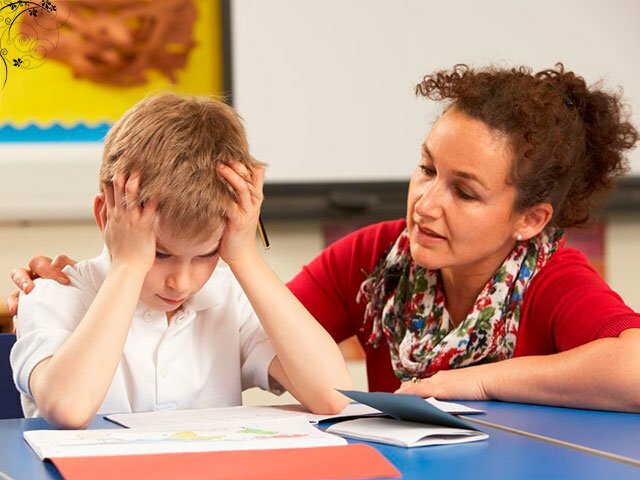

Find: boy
10;93;352;428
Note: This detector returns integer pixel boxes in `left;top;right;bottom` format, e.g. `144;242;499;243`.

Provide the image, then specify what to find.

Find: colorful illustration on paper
64;426;308;447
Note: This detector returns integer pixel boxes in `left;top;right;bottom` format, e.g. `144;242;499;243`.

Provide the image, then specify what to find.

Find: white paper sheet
24;417;346;460
425;398;484;414
106;403;385;430
327;417;488;448
106;400;482;430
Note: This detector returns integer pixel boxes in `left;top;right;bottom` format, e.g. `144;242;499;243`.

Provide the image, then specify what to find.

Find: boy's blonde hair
100;93;262;241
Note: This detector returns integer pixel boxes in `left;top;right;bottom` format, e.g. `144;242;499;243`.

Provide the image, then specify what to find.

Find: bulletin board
0;0;225;221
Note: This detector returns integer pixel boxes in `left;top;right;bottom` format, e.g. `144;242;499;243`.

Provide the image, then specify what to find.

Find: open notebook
24;417;346;460
326;390;488;448
104;398;482;430
327;417;487;447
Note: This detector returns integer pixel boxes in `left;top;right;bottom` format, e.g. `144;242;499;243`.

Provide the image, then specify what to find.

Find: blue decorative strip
0;123;111;143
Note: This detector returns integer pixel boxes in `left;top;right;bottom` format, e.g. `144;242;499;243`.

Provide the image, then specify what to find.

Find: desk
459;401;640;463
2;415;640;480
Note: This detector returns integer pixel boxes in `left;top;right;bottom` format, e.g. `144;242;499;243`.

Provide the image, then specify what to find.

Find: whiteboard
230;0;640;183
1;0;639;222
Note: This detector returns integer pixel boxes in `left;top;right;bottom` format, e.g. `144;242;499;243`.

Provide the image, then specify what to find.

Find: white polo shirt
11;248;279;418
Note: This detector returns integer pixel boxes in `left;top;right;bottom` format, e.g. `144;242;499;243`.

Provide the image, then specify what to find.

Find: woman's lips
414;224;447;245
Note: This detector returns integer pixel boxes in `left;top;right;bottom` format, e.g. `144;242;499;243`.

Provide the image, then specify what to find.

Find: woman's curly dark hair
416;63;639;228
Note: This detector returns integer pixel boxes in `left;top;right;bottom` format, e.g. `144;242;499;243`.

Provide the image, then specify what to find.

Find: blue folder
339;390;478;430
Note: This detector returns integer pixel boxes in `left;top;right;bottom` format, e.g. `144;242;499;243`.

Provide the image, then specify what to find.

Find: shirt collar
184;273;221;312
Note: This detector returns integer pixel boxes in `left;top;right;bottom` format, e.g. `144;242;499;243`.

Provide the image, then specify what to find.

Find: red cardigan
287;219;640;392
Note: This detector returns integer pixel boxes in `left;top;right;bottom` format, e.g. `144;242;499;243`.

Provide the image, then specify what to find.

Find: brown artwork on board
19;0;197;86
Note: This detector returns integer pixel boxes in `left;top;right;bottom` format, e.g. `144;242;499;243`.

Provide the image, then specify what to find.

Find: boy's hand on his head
217;162;265;266
7;255;76;316
103;172;158;272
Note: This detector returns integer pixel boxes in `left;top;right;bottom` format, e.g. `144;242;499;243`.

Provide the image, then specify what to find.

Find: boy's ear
93;193;107;233
515;202;554;241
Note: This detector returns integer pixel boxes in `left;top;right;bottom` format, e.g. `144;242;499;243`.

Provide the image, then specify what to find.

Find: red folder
51;444;401;480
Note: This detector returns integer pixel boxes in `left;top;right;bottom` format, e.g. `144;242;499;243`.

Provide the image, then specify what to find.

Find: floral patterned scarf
357;228;565;381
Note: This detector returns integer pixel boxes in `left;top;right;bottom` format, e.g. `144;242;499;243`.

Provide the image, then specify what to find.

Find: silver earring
517;234;523;241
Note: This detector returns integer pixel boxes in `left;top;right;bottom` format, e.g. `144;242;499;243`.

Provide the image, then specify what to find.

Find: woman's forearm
483;329;640;412
397;329;640;413
31;265;146;428
228;253;353;414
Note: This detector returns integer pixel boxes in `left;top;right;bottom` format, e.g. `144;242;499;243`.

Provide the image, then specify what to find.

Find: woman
8;63;640;412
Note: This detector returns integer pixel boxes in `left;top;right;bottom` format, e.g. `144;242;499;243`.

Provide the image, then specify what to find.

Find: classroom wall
605;213;640;312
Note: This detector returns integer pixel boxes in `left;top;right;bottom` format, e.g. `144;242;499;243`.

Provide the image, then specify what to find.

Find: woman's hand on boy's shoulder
7;255;76;316
217;162;265;267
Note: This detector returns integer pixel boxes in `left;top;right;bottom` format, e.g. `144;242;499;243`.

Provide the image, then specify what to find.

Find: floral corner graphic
0;0;62;88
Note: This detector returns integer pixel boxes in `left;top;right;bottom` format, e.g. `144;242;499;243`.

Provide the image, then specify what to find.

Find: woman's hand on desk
6;254;76;316
395;364;492;401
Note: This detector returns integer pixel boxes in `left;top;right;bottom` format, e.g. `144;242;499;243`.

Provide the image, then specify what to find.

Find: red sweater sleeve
287;219;406;343
516;247;640;356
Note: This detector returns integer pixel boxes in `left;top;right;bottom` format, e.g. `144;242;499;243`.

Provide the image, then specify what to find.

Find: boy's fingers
229;162;262;192
6;290;19;316
11;268;34;293
252;165;266;189
249;166;265;203
112;172;126;211
124;172;141;210
246;183;264;203
100;198;108;223
219;164;251;206
104;181;115;211
229;161;250;179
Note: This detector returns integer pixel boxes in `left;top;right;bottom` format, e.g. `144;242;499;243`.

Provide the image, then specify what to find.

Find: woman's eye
456;188;477;201
419;165;436;176
155;252;170;260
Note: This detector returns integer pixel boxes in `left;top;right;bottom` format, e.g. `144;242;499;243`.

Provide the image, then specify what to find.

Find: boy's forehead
155;224;223;254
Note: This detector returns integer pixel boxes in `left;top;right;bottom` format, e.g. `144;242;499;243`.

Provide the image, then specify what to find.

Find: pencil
258;215;270;250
